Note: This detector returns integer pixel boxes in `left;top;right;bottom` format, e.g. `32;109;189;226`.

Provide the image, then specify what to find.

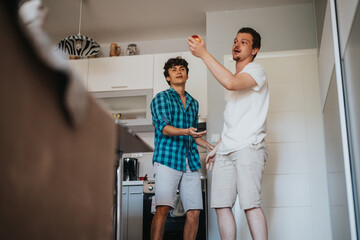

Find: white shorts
153;161;203;212
211;141;267;210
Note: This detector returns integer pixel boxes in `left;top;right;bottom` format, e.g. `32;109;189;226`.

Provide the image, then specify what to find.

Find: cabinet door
153;52;181;97
181;52;207;119
88;55;154;92
127;186;144;240
67;59;88;89
122;186;129;240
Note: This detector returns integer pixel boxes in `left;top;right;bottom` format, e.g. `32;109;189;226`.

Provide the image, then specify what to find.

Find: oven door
142;193;187;240
142;193;154;240
142;179;207;240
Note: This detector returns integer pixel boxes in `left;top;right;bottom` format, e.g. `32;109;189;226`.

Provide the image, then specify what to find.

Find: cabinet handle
111;86;128;89
122;192;127;195
129;192;142;195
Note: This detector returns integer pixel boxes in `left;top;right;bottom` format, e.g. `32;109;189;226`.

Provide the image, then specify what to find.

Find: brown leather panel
0;4;116;240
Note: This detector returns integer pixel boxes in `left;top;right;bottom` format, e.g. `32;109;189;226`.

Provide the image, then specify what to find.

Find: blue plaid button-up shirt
150;87;201;171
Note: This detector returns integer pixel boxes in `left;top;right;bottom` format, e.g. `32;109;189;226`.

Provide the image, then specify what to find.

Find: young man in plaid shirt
150;57;214;240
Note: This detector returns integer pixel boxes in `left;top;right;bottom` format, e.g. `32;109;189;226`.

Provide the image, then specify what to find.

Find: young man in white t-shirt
188;28;269;240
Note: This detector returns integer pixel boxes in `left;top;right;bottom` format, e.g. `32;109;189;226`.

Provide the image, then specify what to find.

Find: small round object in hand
192;35;201;43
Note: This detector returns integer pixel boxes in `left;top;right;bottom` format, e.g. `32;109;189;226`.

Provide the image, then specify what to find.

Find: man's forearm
200;51;235;90
162;125;189;136
163;125;207;140
195;137;214;150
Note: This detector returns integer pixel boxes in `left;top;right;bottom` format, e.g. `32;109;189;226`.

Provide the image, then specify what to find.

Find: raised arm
187;35;257;91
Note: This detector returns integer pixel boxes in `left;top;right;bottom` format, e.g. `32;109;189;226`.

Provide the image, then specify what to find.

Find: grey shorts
153;161;203;212
211;141;267;210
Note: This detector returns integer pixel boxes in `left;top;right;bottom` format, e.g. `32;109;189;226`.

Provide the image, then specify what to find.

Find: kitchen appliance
113;124;153;240
142;179;208;240
123;157;138;181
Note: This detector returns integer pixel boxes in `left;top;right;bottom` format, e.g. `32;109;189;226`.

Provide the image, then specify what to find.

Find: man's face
166;65;188;86
232;32;259;62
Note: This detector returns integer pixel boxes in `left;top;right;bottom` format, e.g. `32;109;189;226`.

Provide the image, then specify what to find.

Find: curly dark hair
163;57;189;86
237;27;261;60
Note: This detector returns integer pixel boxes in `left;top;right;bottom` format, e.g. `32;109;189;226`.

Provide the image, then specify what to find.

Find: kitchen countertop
123;176;206;186
123;180;144;186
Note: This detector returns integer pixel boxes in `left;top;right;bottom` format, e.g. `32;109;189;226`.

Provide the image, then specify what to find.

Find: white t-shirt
217;62;269;154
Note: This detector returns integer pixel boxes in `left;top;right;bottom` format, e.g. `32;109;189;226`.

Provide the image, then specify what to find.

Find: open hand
205;151;216;172
205;148;217;172
188;127;206;138
205;141;221;172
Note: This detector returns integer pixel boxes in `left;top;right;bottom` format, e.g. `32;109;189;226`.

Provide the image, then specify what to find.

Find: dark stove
142;179;207;240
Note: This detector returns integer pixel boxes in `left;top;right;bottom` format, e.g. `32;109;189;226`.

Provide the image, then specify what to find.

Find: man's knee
244;207;261;215
215;207;232;215
186;209;200;220
155;205;171;216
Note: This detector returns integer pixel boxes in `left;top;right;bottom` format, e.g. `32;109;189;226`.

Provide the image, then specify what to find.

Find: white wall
323;70;351;240
311;1;360;238
317;0;359;109
318;1;335;109
335;0;359;55
317;0;360;108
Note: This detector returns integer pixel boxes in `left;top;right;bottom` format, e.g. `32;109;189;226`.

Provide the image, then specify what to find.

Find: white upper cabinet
66;51;207;121
67;59;89;89
88;54;154;92
153;52;207;119
92;89;153;129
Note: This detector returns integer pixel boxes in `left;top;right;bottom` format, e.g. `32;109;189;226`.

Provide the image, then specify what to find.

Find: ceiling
42;0;313;44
